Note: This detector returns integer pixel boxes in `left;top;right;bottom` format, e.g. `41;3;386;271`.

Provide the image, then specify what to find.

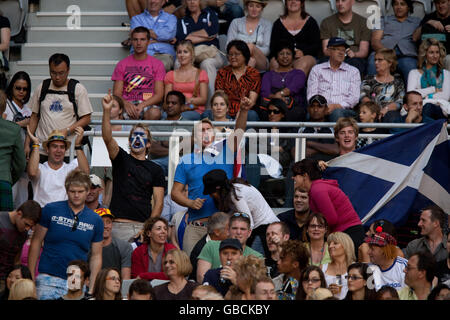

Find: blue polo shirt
38;201;103;279
176;7;220;48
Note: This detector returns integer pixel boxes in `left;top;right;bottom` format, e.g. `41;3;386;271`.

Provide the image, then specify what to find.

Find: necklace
277;68;293;86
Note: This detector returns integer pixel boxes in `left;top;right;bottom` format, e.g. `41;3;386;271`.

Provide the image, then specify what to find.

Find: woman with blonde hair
8;279;37;300
227;255;267;300
321;232;356;300
201;90;233;133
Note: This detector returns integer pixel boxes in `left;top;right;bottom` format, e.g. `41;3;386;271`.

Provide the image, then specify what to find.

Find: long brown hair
92;268;122;300
216;177;251;213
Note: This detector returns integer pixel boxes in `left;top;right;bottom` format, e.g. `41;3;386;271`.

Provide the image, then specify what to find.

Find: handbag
194;44;218;64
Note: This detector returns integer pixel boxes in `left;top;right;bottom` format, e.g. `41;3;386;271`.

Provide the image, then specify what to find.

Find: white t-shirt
369;256;407;291
231;183;279;229
31;159;78;207
5;100;32;142
322;263;348;300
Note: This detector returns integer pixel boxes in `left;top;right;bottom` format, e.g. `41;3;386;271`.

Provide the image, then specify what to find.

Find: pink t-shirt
111;55;166;103
164;69;209;113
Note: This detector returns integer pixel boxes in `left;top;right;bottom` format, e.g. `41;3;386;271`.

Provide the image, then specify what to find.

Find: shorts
123;105;162;120
36;273;67;300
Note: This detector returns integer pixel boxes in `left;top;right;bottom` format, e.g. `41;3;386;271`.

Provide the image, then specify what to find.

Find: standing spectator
28;169;104;300
56;260;90;300
153;249;199;299
112;26;165;121
307;37;361;122
292;158;365;251
0;265;33;300
0;200;41;297
215;40;261;121
164;40;209;119
320;0;371;75
176;0;224;103
90;268;122;300
399;251;435;300
127;278;155;300
102;93;165;243
227;0;272;71
435;232;450;285
130;0;177;71
333;117;358;155
0;90;26;211
0;13;10;90
93;208;133;280
269;0;320;76
344;262;377;300
403;205;448;263
131;217;177;280
368;0;421;83
27;127;89;208
277;188;311;241
85;174;105;211
296;265;327;300
321;232;356;300
25;53;92;159
265;222;291;278
304;212;331;267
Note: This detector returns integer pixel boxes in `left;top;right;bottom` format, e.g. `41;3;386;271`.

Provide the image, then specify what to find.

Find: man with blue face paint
102;92;165;243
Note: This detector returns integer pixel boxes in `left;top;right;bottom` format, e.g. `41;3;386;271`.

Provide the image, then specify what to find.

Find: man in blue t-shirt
171;97;252;257
28;169;104;300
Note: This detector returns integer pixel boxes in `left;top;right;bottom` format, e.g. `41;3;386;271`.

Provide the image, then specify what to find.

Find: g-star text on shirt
51;216;94;231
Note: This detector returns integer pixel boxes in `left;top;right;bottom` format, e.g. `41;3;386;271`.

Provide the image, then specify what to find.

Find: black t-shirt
0;16;10;29
435;259;450;285
420;12;450;52
265;256;280;279
203;268;232;297
153;280;198;300
277;209;307;241
109;147;165;222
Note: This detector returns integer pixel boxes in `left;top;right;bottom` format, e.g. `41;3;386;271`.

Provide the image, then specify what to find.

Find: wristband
75;145;83;151
32;144;40;148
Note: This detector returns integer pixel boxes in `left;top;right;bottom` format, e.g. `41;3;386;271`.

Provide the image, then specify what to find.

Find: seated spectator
200;90;233;133
56;260;90;300
131;217;177;280
358;219;404;263
428;283;450;300
399;251;435;300
299;95;339;161
403;205;448;263
269;0;320;76
93;93;131;132
90;268;123;300
226;0;271;71
296;265;327;300
164;40;208;120
333;117;358;155
321;232;356;300
112;26;165;121
292;158;365;251
306;287;333;300
85;174;105;211
192;284;223;300
229;254;267;300
435;232;450;286
27;127;89;207
252;276;277;300
375;285;400;300
344;262;376;300
215;40;261;121
413;0;450;71
202;169;280;256
407;38;449;121
176;0;224;104
265;222;291;278
361;49;406;122
261;42;307;122
356;101;389;149
272;240;310;300
129;0;178;71
202;238;243;297
153;249;199;299
277;187;311;240
307;37;361;123
196;213;264;283
319;0;371;76
208;0;244;34
127;278;155;300
93;208;133;280
304;212;331;267
389;91;434;134
8;279;37;300
125;0;147;19
368;0;421;83
0;265;33;300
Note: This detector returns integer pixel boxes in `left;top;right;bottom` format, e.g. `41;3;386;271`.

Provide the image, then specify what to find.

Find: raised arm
101;91;120;160
26;126;41;181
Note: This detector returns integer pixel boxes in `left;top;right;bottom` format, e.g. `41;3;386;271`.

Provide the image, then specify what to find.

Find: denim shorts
36;273;67;300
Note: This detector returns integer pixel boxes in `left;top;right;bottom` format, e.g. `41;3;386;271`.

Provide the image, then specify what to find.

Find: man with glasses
399;251;436;300
307;37;361;123
25;53;93;160
28;169;104;300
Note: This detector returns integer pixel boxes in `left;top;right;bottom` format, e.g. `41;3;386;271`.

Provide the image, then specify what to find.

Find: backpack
38;78;91;148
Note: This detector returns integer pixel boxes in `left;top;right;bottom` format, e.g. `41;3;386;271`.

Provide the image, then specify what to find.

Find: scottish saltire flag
323;119;449;227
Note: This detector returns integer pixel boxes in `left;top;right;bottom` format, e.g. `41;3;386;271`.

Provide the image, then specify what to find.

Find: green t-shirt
197;240;264;268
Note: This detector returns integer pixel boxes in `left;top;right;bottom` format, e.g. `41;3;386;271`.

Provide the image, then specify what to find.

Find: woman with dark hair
291;158;365;253
375;285;400;300
202;168;279;256
269;0;320;76
304;212;331;266
215;39;261;121
344;262;376;300
200;90;233;133
91;268;122;300
0;265;33;300
427;283;450;300
260;41;307;121
131;217;177;281
296;265;327;300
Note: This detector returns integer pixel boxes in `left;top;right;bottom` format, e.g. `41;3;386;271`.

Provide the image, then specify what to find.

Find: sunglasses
14;86;28;92
233;212;250;219
268;109;282;115
71;214;79;232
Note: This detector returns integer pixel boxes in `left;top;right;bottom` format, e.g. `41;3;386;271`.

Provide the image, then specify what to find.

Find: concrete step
28;11;129;27
21;43;129;60
27;27;130;43
9;60;119;77
30;75;113;94
40;0;126;12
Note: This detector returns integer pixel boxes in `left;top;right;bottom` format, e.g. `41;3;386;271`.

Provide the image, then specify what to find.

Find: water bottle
220;260;231;284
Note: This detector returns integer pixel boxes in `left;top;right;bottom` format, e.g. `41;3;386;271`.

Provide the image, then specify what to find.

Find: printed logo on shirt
49;100;64;112
123;65;156;101
51;215;94;232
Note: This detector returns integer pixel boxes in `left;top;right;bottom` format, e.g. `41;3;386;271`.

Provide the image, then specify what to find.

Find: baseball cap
94;208;115;219
219;238;243;252
203;169;228;195
364;231;397;247
89;174;102;188
327;37;349;48
308;94;328;107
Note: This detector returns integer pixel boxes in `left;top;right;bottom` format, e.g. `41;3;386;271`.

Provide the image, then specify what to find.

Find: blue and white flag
323;119;450;227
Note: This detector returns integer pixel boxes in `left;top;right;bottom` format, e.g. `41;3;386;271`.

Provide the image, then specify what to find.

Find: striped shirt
369;256;408;291
307;61;361;109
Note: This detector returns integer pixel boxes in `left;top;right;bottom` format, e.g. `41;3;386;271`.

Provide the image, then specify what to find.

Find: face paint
67;265;82;291
130;131;148;150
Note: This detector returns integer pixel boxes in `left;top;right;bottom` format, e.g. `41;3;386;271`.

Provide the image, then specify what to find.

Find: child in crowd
357;101;388;148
